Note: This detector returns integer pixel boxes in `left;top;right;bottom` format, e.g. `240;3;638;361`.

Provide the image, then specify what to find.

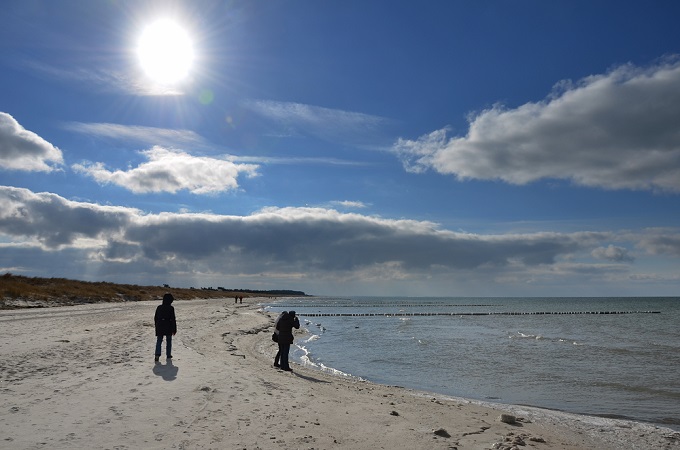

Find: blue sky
1;0;680;296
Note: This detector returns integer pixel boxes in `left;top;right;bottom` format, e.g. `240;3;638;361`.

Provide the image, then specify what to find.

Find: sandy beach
1;299;678;450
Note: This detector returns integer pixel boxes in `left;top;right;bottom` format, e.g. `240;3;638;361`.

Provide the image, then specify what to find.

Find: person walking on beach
273;311;287;368
276;310;299;372
154;293;177;362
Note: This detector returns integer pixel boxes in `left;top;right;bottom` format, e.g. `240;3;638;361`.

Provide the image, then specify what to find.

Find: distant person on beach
272;311;287;368
234;296;238;304
154;293;177;362
276;310;299;371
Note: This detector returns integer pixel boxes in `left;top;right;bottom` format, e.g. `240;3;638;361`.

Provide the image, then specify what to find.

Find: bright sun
137;19;194;85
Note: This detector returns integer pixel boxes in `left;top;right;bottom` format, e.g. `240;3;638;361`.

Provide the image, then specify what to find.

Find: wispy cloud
63;122;206;148
0;112;63;172
64;122;370;168
244;100;392;143
72;147;259;195
227;154;369;166
393;60;680;192
21;60;184;96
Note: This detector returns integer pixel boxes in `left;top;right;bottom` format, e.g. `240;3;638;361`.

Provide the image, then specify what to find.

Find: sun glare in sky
137;19;194;85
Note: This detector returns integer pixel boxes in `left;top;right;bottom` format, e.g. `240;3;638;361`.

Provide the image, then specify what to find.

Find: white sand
1;299;678;449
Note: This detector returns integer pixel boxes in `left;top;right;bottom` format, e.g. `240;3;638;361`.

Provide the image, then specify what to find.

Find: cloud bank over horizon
1;186;677;295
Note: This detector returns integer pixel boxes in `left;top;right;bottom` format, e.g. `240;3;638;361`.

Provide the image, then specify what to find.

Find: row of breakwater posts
298;310;661;317
278;303;501;308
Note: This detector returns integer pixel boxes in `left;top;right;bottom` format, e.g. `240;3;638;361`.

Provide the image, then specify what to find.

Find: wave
509;331;544;340
303;319;327;333
509;331;583;345
296;343;363;380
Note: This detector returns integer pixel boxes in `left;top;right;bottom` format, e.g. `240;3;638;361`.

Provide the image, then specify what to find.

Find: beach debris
462;426;490;437
433;427;451;438
389;410;400;416
492;432;533;449
663;432;680;442
498;413;517;424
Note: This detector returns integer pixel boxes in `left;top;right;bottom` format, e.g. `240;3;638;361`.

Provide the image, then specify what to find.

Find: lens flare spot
199;89;214;105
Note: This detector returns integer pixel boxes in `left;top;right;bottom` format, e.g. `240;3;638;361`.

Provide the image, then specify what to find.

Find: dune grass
0;273;253;308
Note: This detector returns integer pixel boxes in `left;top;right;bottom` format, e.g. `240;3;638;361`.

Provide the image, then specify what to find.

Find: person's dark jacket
276;311;300;344
154;295;177;336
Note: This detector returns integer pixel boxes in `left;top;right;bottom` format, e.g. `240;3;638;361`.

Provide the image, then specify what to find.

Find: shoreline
296;350;679;434
1;298;678;449
294;350;680;449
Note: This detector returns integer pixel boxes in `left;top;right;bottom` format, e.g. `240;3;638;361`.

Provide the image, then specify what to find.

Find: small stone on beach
499;413;517;424
433;428;451;437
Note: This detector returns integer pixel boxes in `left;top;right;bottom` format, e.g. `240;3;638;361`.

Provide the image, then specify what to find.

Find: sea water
263;297;680;430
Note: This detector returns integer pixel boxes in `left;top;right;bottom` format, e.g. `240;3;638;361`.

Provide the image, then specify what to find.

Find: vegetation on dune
0;273;296;309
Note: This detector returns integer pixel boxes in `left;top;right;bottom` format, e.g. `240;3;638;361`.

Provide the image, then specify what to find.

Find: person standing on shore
273;311;287;368
154;293;177;362
276;310;299;372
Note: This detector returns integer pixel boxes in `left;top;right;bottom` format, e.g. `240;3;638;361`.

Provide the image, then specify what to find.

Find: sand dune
1;299;677;449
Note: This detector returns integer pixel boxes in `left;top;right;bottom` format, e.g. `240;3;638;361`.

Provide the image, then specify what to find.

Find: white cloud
72;146;259;194
394;60;680;192
0;112;63;172
637;230;680;257
329;200;368;209
591;245;634;262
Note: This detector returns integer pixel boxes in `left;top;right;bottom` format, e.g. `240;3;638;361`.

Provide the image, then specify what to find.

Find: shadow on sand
292;371;331;384
153;359;179;381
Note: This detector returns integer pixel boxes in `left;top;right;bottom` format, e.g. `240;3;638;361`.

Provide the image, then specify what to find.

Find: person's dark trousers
155;334;172;357
274;350;281;367
278;341;291;370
